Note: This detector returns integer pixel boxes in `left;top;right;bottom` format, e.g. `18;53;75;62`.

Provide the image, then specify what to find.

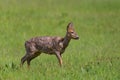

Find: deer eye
70;32;74;33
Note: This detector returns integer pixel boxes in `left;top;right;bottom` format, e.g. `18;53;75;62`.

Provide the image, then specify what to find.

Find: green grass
0;0;120;80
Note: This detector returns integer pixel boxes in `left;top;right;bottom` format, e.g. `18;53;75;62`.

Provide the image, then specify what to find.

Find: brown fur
20;22;79;68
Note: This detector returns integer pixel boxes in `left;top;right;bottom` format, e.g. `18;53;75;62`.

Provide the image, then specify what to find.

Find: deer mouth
74;36;79;40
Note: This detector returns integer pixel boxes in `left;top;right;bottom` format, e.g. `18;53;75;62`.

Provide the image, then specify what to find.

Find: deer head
66;22;79;40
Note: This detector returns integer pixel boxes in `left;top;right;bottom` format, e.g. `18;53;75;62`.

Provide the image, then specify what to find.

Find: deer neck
63;34;71;49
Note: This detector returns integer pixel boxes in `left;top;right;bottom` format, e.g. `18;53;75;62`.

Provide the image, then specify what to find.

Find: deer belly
37;45;55;54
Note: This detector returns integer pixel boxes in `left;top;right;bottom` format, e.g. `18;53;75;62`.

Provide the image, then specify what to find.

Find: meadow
0;0;120;80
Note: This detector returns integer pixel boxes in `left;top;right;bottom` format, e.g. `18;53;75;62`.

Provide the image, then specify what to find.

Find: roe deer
21;22;79;68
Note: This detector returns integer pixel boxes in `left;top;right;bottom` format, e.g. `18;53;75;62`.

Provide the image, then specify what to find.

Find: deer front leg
55;51;62;67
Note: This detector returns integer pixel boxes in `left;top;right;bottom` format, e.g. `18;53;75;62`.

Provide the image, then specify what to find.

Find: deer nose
76;36;79;39
75;36;79;40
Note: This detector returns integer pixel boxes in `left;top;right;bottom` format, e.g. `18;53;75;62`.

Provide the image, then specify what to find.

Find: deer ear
67;22;73;31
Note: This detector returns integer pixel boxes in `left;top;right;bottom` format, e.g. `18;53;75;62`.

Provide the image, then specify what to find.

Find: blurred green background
0;0;120;80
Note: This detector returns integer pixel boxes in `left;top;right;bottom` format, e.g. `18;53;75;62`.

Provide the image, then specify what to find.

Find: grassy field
0;0;120;80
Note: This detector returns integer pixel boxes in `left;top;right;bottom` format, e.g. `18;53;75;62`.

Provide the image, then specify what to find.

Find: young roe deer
21;22;79;68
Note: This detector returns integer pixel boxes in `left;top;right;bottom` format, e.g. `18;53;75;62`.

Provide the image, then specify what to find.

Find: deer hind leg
27;52;41;68
20;53;29;67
